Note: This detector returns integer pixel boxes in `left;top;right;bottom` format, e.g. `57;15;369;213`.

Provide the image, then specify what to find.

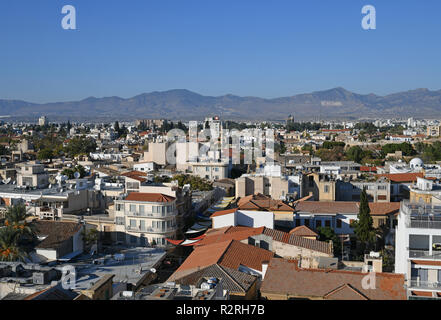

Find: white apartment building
133;162;155;173
16;162;49;189
395;201;441;299
114;193;178;247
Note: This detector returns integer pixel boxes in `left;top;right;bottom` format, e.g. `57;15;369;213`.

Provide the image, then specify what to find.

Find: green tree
352;188;376;255
64;136;97;157
37;148;54;161
0;226;27;262
316;226;341;257
4;204;36;243
346;146;364;163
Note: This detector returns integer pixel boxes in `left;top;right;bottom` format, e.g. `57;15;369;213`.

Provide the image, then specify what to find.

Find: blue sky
0;0;440;102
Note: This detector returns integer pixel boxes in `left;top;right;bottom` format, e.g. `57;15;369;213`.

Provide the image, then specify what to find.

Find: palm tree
4;204;36;243
0;226;27;262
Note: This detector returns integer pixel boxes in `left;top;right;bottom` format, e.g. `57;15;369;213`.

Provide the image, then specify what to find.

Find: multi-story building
114;192;178;247
395;201;441;299
336;180;391;202
427;125;441;137
38;116;47;126
16;162;49;189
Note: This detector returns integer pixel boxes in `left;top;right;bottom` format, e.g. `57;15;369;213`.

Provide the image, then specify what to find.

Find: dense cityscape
0;115;440;300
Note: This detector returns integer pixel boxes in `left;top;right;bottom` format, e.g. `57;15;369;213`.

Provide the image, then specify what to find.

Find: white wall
212;210;274;229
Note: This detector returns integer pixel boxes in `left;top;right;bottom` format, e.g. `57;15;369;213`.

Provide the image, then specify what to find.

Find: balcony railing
126;225;177;234
409;249;441;260
408;219;441;229
125;211;177;218
409;280;441;290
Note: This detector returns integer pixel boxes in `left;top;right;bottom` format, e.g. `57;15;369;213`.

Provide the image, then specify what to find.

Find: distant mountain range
1;87;441;122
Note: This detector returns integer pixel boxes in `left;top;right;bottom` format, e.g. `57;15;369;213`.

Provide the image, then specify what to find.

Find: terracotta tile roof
262;228;333;255
173;264;257;294
125;192;175;203
411;260;441;266
360;166;377;172
294;201;400;216
295;201;359;214
377;172;424;183
219;240;274;271
289;225;318;238
237;194;294;212
33;221;82;250
411;290;433;297
194;227;265;247
210;208;238;218
169;240;273;281
122;171;147;182
323;283;369;300
368;202;401;216
196;226;332;255
261;258;407;300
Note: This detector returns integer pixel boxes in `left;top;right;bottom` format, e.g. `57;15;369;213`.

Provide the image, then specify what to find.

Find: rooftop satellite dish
74;172;81;179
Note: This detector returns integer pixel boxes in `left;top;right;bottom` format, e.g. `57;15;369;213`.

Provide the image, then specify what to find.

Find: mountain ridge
1;87;441;121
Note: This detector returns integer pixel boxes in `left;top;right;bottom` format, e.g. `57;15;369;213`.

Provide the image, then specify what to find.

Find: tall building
38;116;47;126
395;201;441;299
114;192;178;247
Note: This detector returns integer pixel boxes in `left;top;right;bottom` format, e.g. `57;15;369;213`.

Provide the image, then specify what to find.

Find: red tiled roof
237;194;294;212
261;258;406;300
294;201;400;216
196;226;332;255
289;225;318;237
377;172;424;183
411;260;441;266
169;240;273;280
411;291;433;297
122;171;148;182
360;166;377;172
195;227;265;247
125;192;175;203
210;208;238;218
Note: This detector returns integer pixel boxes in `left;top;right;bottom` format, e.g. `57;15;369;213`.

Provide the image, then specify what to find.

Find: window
126;182;139;190
215;167;219;172
304;219;310;227
139;205;144;214
206;167;210;172
325;220;331;227
129;204;136;212
315;220;322;228
116;217;125;225
140;220;146;231
130;219;136;228
324;185;330;193
378;186;386;190
116;203;124;211
378;195;387;200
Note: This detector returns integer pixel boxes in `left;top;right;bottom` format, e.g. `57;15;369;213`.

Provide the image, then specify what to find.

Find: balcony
409;249;441;260
409;280;441;290
125;211;177;218
402;201;441;229
126;225;177;234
